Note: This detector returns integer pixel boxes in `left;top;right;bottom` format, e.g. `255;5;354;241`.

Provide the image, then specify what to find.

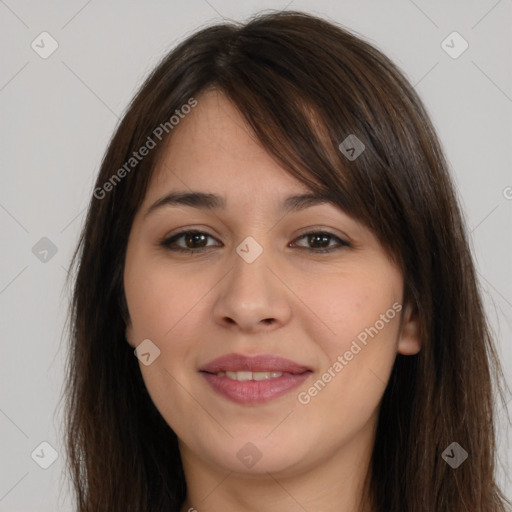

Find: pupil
186;233;206;248
309;234;329;248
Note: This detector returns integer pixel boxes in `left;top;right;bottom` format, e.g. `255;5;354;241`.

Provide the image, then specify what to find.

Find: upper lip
199;353;312;374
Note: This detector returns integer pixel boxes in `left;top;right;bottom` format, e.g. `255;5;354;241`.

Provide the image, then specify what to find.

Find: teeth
228;370;252;381
254;371;284;380
218;371;284;381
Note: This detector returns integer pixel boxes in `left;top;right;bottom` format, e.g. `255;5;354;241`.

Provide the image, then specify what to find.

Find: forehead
145;89;312;202
132;91;395;261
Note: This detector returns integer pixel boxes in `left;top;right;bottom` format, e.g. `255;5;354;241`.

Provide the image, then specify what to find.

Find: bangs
207;38;409;268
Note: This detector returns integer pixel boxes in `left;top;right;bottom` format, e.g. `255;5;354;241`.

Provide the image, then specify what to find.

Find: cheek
124;258;216;390
125;257;208;341
294;267;402;415
293;267;402;353
124;262;210;433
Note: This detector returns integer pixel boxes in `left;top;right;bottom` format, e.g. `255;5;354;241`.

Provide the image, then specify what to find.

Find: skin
124;89;420;512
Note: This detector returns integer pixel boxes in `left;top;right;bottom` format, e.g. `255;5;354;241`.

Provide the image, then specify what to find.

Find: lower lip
201;372;311;404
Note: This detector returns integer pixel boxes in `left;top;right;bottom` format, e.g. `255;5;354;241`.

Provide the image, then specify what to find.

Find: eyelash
159;230;351;254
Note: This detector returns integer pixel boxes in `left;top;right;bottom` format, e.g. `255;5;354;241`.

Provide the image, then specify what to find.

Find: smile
199;353;312;404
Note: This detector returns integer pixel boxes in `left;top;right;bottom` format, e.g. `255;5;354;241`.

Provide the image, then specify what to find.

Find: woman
64;10;511;512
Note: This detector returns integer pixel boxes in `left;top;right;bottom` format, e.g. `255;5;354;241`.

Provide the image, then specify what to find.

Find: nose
211;242;293;333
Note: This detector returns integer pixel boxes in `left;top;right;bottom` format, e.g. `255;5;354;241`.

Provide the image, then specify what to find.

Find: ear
397;302;421;355
125;322;136;349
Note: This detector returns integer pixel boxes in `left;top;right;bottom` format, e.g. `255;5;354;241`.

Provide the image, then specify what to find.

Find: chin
202;436;312;477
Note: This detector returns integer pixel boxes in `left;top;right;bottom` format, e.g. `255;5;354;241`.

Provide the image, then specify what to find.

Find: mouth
199;353;312;404
211;370;294;380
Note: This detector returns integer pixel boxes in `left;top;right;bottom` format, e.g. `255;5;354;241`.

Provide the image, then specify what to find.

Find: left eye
291;232;350;252
160;230;349;253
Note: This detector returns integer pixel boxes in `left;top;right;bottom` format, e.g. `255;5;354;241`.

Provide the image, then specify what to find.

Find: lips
199;353;311;374
199;353;312;404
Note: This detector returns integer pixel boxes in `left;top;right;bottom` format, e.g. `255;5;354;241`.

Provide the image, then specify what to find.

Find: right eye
160;230;222;253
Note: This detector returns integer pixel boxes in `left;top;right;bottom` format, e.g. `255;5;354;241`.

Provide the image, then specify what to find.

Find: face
124;89;420;477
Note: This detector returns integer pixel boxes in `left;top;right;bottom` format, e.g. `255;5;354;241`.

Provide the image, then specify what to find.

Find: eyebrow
144;190;336;217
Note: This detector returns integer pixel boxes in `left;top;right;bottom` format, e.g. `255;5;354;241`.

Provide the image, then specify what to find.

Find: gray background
1;1;511;510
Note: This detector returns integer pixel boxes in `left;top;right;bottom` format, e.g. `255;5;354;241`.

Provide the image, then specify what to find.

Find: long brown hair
63;10;511;511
